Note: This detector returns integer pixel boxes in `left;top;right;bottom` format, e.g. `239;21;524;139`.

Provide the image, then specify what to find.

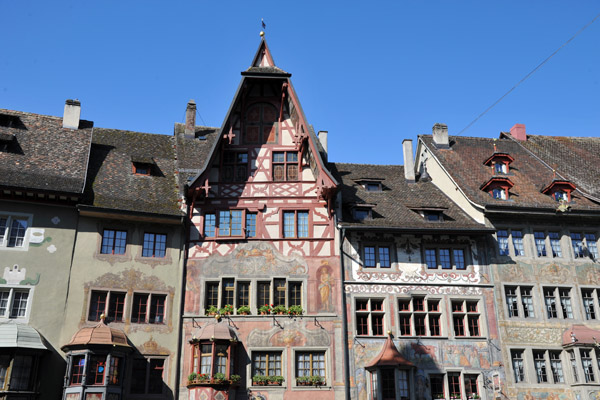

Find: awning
0;323;47;350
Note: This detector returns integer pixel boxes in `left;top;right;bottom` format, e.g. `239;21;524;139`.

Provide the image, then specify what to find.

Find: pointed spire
251;36;276;68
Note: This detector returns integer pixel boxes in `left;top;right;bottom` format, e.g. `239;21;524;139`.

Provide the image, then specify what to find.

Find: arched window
244;103;278;144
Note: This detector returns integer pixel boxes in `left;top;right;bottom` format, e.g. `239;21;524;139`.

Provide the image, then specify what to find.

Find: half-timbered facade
180;38;343;400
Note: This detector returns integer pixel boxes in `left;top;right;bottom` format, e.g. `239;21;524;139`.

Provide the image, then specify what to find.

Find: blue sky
1;1;599;165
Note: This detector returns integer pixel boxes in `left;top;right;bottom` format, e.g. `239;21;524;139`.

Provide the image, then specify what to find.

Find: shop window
88;290;125;322
142;233;167;257
131;293;166;324
363;245;392;268
283;210;309;238
424;247;467;269
100;229;127;255
543;287;573;319
130;358;165;395
0;215;29;249
356;298;384;336
398;297;441;337
0;288;30;319
504;286;534;318
221;151;248;182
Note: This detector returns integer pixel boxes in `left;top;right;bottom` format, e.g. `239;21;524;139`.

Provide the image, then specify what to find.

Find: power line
457;12;600;136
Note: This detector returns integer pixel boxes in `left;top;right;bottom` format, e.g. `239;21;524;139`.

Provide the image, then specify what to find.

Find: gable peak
251;37;276;68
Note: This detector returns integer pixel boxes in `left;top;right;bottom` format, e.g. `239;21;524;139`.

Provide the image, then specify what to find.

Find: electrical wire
457;12;600;136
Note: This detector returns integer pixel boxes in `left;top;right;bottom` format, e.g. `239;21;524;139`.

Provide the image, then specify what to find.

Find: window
448;372;461;398
495;162;508;174
534;231;547;257
221;151;248;182
505;286;534;318
543;287;573;319
206;279;300;313
204;213;216;237
131;293;166;324
365;182;382;192
398;297;441;337
571;233;599;260
549;351;565;383
581;349;595;382
493;188;507;200
219;210;243;236
252;351;282;379
353;207;372;221
0;288;30;319
429;374;445;398
497;229;527;256
464;374;479;398
190;341;234;380
0;215;29;249
108;356;122;385
283;210;309;238
132;162;152;175
142;233;166;257
512;230;525;256
296;351;325;383
549;232;562;257
364;245;391;268
71;355;85;385
512;350;525;383
273;151;299;181
582;288;599;320
88;290;126;322
245;103;278;144
100;229;127;255
356;298;384;336
451;300;480;337
130;358;165;395
424;247;467;269
497;230;509;256
89;355;106;385
533;350;548;383
569;350;579;383
246;212;257;238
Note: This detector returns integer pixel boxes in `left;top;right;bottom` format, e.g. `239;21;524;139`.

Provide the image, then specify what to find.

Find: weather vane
260;18;266;37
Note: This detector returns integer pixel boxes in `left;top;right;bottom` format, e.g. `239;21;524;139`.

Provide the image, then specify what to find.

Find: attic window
352;204;375;221
541;180;576;203
483;152;514;175
132;162;152;176
411;208;446;222
481;177;514;201
0;114;25;129
365;183;381;192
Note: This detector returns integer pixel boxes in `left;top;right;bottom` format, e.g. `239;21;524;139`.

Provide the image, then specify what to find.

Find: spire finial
260;18;266;37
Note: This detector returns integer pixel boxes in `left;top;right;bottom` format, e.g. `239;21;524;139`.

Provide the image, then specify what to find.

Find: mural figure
318;264;334;312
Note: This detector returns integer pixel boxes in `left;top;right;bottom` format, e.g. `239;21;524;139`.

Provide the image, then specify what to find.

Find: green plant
252;374;267;385
272;304;287;314
258;304;271;314
296;376;310;384
310;375;324;385
230;374;241;383
206;305;219;315
220;304;234;315
237;305;251;314
197;373;209;381
270;375;285;384
213;372;226;382
188;373;198;382
288;305;303;315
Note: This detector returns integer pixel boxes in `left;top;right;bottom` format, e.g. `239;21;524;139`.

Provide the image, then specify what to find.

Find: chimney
432;123;449;149
318;130;328;160
185;99;196;138
402;139;415;183
510;123;527;141
63;99;81;129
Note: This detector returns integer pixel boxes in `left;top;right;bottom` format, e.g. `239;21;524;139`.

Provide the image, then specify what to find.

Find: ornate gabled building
416;123;600;400
179;38;343;400
331;150;503;400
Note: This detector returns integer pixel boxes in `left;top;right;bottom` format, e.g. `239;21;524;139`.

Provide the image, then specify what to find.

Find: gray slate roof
173;123;220;189
83;128;182;216
330;162;487;231
0;109;92;194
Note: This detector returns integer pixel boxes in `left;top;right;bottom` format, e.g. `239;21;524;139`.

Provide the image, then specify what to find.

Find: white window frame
496;228;527;257
581;287;600;321
504;285;535;319
0;213;32;251
542;286;573;320
0;286;33;322
569;232;599;260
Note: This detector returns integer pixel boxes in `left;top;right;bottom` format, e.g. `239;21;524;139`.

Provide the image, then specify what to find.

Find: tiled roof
329;162;486;231
420;135;600;212
84;127;182;216
243;66;290;76
173;123;220;189
512;134;600;200
0;109;92;194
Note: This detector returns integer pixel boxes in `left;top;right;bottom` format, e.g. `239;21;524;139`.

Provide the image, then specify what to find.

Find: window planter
252;375;284;386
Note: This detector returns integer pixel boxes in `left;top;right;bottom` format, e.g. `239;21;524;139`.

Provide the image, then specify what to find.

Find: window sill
292;385;332;390
398;335;449;340
453;336;487;341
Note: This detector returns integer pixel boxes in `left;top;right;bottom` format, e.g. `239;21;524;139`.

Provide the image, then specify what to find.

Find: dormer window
411;207;446;222
484;152;514;175
481;177;514;201
541;180;576;203
352;204;375;221
365;183;381;192
131;157;155;176
354;178;384;192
